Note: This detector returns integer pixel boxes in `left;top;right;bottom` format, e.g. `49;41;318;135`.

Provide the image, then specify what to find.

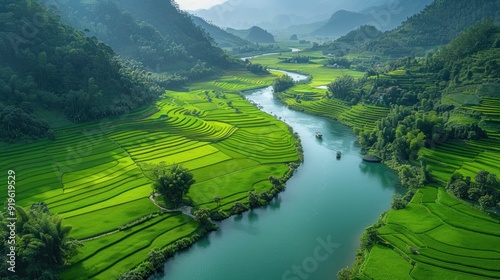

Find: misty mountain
313;0;434;37
364;0;500;56
190;15;253;48
38;0;234;85
226;26;276;43
192;0;389;30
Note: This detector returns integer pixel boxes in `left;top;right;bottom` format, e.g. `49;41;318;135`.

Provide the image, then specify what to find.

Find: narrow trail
149;193;195;218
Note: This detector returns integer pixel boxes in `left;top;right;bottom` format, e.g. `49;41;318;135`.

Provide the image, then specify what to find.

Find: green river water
153;71;403;280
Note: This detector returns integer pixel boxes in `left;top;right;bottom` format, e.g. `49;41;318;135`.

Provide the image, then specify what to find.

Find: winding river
153;71;403;280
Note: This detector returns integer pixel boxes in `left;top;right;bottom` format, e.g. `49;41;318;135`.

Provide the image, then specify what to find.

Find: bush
272;75;295;93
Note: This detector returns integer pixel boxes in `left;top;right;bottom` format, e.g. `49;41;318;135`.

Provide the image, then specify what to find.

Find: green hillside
39;0;236;84
191;15;254;49
364;0;500;56
0;0;160;141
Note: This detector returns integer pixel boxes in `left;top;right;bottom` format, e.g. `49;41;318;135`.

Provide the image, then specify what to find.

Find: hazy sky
175;0;227;11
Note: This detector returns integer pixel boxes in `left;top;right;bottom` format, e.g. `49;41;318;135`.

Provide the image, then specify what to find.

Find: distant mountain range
312;0;434;37
190;16;253;48
191;0;398;30
317;0;500;57
226;26;276;43
192;0;433;38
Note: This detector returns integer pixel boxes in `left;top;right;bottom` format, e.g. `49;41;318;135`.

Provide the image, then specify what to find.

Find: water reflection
359;162;402;190
197;236;211;249
247;210;259;223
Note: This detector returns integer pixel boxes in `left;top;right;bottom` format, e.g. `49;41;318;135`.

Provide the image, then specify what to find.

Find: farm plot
2;69;300;279
361;186;500;279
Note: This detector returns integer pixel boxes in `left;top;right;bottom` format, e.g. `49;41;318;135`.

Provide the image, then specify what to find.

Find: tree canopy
148;163;195;209
0;202;81;279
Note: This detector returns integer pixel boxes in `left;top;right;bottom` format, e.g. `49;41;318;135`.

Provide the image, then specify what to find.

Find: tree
327;75;355;100
248;191;261;207
0;204;82;279
450;180;469;198
150;163;195;209
194;208;215;230
391;194;408;210
478;195;495;210
233;201;249;214
467;187;482;201
337;266;353;280
148;248;165;271
272;75;295;93
475;170;489;189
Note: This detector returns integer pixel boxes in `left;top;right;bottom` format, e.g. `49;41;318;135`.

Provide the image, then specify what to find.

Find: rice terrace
1;0;500;280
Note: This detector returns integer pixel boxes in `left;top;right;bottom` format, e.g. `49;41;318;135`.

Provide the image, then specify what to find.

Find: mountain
313;0;434;37
0;0;160;141
364;0;500;56
226;26;276;43
192;0;392;30
116;0;231;67
313;10;370;37
316;25;383;55
190;15;253;48
40;0;233;74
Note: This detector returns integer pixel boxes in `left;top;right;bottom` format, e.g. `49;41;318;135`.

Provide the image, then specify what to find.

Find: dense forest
364;0;500;56
38;0;239;86
0;0;161;142
318;0;500;57
326;19;500;207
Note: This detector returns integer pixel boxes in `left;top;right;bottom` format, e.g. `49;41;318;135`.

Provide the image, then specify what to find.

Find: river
154;71;403;280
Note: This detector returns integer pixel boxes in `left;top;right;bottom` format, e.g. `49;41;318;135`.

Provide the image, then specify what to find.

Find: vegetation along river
154;71;404;280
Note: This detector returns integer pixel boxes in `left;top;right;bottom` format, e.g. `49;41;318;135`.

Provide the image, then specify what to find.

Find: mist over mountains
192;0;398;30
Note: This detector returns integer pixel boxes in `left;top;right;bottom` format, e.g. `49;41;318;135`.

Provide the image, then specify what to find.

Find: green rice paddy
361;95;500;279
249;53;500;279
0;71;299;279
361;186;500;279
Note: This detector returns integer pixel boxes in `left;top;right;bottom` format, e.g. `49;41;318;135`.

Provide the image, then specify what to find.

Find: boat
315;132;323;139
336;151;341;159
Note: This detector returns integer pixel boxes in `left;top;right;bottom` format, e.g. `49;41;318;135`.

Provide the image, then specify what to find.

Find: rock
363;155;382;163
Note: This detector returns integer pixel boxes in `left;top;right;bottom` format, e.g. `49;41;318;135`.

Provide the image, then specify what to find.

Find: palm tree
2;205;82;279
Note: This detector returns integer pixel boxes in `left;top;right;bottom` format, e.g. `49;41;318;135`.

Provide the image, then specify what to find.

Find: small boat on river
336;151;342;159
315;132;323;139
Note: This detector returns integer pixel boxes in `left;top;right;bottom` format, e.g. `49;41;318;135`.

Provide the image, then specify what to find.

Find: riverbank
155;70;401;280
252;53;500;279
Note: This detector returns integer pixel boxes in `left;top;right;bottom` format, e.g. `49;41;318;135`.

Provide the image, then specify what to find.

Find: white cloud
174;0;228;11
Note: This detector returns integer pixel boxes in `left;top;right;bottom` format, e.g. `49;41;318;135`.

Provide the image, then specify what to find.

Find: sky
174;0;228;11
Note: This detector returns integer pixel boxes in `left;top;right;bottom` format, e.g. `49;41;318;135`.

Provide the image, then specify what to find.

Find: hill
0;0;160;142
227;26;276;43
364;0;500;56
312;0;433;37
39;0;234;80
190;15;253;48
313;10;371;37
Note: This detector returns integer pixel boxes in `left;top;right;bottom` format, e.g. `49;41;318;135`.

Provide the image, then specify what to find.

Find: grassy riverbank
250;51;500;279
0;70;301;279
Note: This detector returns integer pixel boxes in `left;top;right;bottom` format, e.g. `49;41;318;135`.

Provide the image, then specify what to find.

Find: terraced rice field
248;52;390;129
363;89;500;279
360;186;500;279
419;97;500;186
282;96;389;130
0;73;299;279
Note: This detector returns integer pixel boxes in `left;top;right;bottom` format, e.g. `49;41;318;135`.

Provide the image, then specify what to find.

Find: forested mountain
316;25;383;55
39;0;236;78
226;26;276;43
0;0;161;142
313;0;433;37
313;10;372;37
364;0;500;56
190;15;254;49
